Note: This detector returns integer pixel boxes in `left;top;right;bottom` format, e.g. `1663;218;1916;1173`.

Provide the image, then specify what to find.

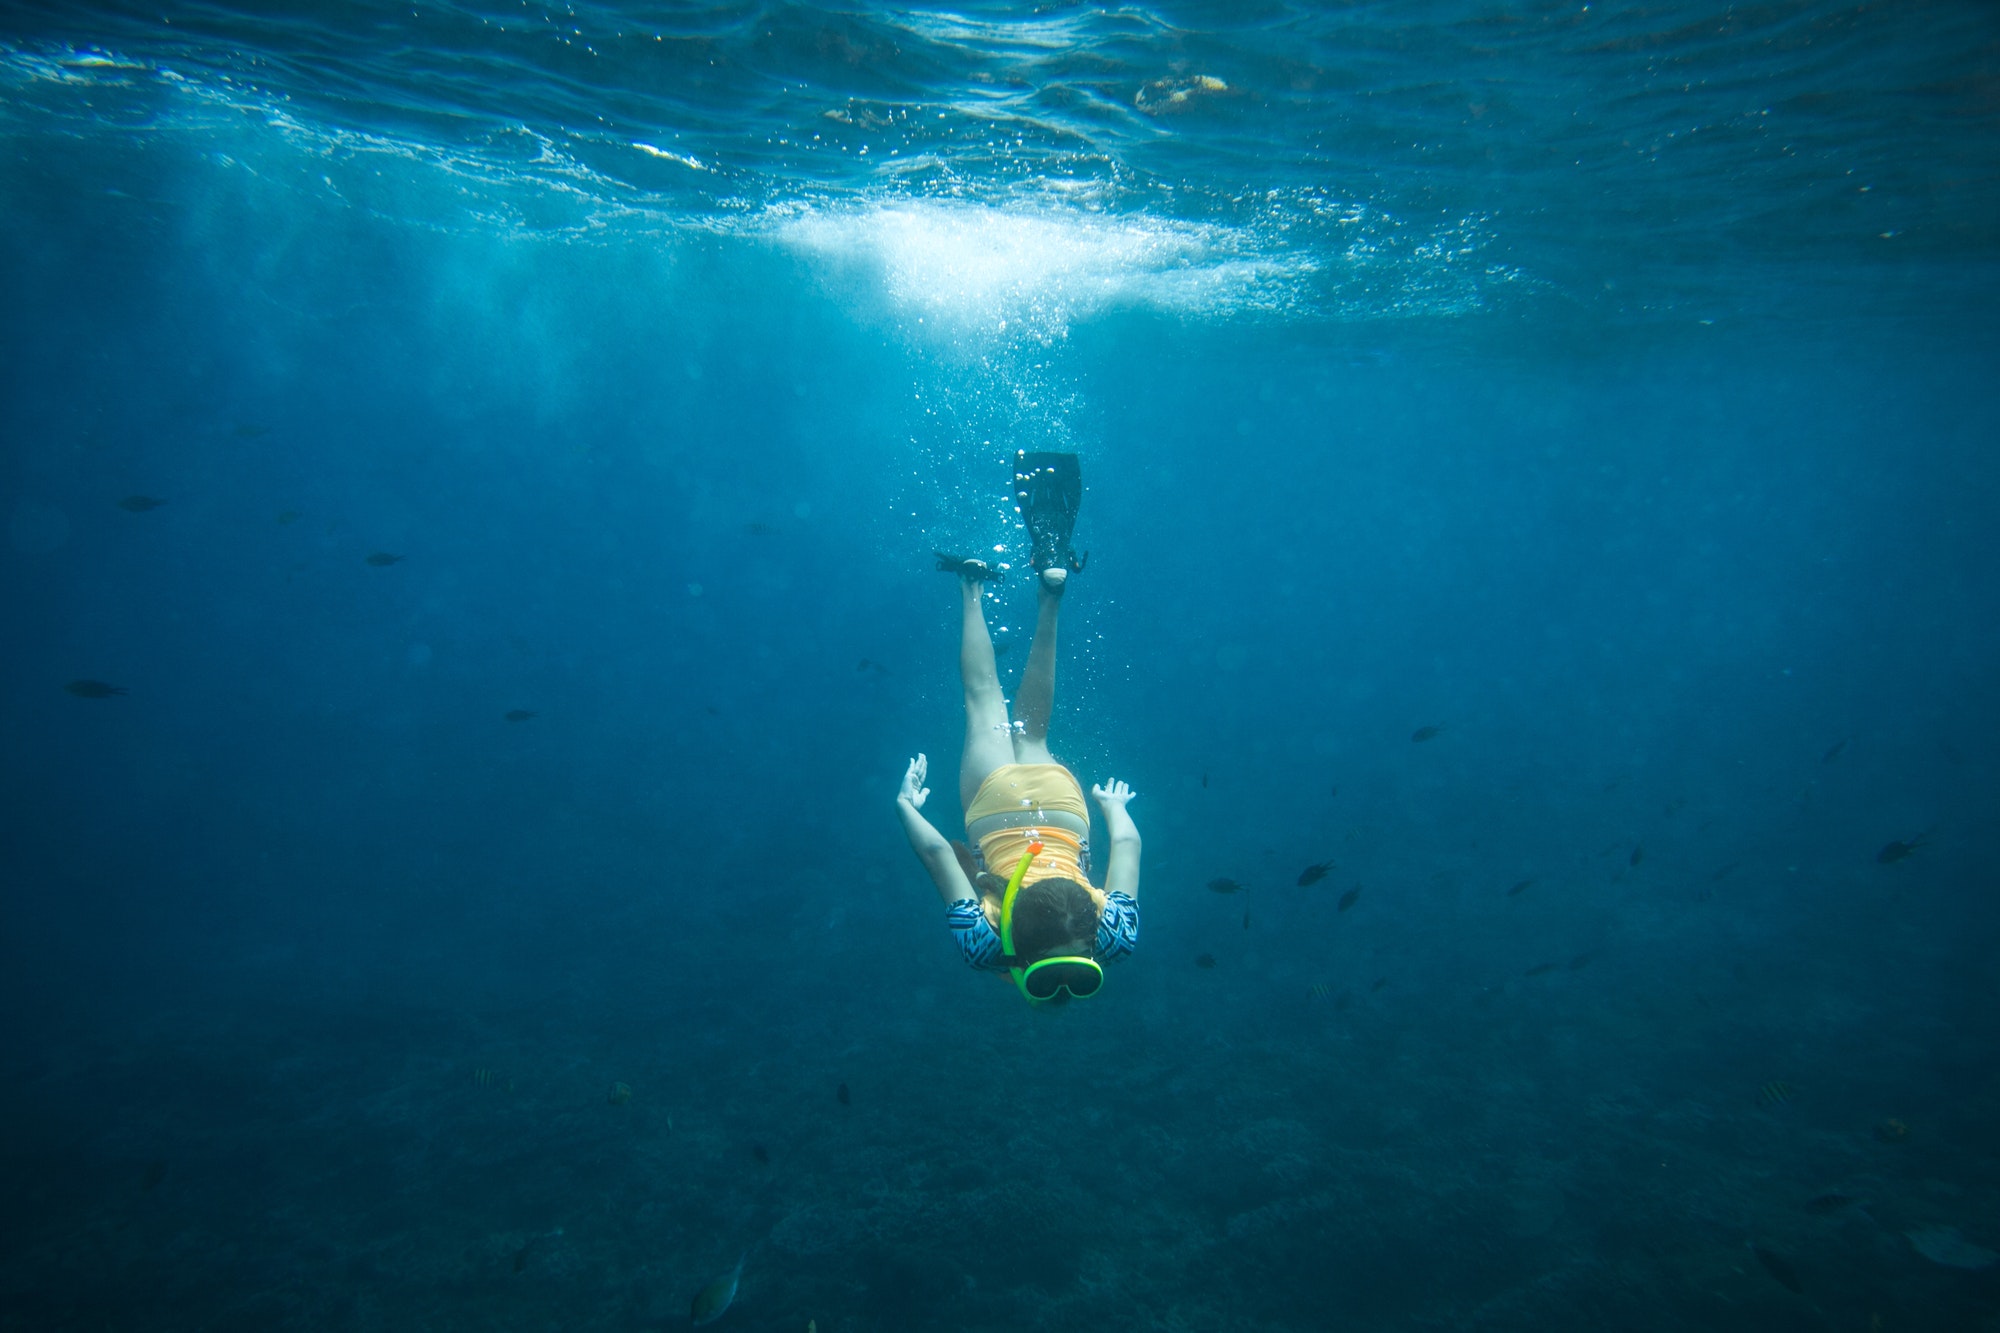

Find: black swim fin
1013;451;1085;574
935;551;998;581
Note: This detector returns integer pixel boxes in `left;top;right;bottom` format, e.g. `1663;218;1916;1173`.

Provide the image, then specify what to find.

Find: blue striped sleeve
946;898;1007;972
1096;891;1140;962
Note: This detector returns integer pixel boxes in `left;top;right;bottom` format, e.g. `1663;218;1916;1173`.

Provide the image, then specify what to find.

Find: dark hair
1006;876;1099;961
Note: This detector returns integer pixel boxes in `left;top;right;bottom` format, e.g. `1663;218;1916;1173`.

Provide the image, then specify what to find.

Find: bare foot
1040;566;1068;594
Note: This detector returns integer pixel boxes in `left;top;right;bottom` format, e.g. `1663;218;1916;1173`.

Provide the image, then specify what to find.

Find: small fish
1629;844;1644;868
1507;878;1534;897
607;1082;632;1105
1200;770;1209;789
1802;1192;1855;1215
1329;784;1338;798
1370;976;1388;993
1751;1243;1803;1294
751;1143;769;1164
1411;725;1442;743
474;1068;495;1088
745;522;776;535
364;552;402;566
690;1254;746;1327
1337;887;1361;912
1308;981;1331;998
1873;1117;1908;1143
1206;877;1244;895
141;1160;167;1191
276;509;301;525
1567;950;1595;971
1759;1080;1795;1105
117;495;165;512
1876;836;1924;864
1333;991;1352;1011
233;422;270;438
504;709;536;722
1524;962;1560;977
65;679;128;698
1241;909;1251;930
1195;953;1216;969
1711;862;1739;881
1296;860;1334;886
1821;737;1847;762
836;1082;850;1106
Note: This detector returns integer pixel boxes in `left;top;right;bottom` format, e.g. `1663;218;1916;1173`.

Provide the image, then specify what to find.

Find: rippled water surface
6;0;1998;326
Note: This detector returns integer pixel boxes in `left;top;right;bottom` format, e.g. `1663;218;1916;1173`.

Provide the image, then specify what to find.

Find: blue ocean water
2;0;1997;1328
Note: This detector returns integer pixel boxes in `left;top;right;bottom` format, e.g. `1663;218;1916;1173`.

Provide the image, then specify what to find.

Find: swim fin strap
1013;450;1085;573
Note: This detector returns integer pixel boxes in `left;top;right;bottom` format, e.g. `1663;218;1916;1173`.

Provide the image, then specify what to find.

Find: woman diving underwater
895;452;1142;1003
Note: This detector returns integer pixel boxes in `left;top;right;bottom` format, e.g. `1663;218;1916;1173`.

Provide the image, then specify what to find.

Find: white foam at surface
773;199;1307;336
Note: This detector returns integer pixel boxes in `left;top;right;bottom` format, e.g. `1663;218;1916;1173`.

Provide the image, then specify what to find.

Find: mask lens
1025;960;1102;1000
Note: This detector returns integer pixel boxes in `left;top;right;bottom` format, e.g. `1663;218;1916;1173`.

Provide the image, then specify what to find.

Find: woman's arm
1092;778;1141;900
897;753;977;904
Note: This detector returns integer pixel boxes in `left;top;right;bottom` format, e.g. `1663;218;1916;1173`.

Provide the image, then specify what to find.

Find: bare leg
958;574;1016;810
1012;573;1064;765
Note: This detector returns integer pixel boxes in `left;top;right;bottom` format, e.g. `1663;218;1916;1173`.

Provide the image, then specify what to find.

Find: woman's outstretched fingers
902;754;931;807
1092;778;1135;806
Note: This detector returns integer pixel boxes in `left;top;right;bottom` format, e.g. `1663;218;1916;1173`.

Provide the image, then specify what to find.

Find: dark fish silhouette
141;1160;167;1191
233;422;270;438
1711;862;1739;881
690;1254;746;1327
364;552;402;566
1752;1243;1803;1294
1206;877;1244;895
1411;725;1442;742
1821;737;1848;762
1629;844;1643;867
857;658;890;675
1802;1192;1855;1215
1296;860;1334;886
751;1143;770;1164
1524;962;1559;977
1370;976;1388;992
65;679;127;698
1567;950;1595;971
1201;770;1209;789
1194;953;1216;969
1337;887;1361;912
1876;836;1925;864
1241;910;1251;930
836;1081;850;1106
1507;878;1534;897
503;710;536;722
117;495;165;512
1759;1080;1795;1105
745;521;776;535
276;509;301;525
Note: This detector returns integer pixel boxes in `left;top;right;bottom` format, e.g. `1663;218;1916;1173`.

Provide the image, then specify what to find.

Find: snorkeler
896;451;1141;1003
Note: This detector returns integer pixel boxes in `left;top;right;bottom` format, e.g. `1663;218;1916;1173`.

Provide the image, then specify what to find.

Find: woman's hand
1092;778;1136;810
899;754;932;809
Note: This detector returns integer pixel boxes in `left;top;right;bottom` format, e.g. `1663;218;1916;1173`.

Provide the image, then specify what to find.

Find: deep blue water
2;2;1998;1329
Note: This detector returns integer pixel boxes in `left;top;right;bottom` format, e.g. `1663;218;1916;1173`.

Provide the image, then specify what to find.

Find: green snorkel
998;840;1106;1003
